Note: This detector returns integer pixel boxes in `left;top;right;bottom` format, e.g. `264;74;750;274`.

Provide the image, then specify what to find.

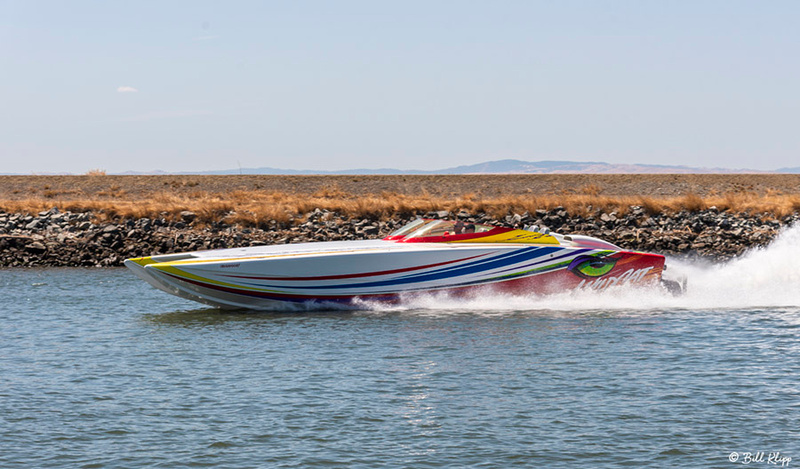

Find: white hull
126;237;665;310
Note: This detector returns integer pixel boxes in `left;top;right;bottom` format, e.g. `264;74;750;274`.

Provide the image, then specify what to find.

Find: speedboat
125;218;679;310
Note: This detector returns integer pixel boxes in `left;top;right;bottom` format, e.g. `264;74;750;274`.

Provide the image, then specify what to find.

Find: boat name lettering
577;266;654;290
220;263;240;268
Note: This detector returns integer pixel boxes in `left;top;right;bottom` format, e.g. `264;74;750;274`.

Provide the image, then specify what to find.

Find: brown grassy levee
2;174;800;226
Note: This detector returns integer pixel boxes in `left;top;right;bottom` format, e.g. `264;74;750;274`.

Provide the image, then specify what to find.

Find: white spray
359;225;800;314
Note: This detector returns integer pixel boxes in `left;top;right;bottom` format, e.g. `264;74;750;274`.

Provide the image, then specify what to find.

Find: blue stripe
492;248;592;276
256;246;564;291
394;246;545;280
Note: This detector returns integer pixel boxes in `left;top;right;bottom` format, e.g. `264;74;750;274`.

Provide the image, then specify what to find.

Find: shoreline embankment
1;206;795;267
3;174;799;267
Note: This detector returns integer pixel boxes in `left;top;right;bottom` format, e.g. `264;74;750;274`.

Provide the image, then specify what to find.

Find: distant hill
4;159;782;176
182;159;768;175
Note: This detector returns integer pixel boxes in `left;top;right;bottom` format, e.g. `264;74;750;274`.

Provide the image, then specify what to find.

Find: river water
3;228;800;468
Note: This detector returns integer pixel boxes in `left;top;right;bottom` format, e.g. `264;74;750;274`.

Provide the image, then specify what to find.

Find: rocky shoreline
1;207;796;267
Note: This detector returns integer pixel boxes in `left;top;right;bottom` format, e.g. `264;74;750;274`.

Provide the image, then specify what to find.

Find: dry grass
3;187;799;227
3;174;800;227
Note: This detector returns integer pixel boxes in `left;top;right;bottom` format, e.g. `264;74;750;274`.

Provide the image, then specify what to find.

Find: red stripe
216;253;489;281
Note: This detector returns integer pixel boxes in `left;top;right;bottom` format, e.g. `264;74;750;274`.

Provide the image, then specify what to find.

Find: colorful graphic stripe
146;246;606;301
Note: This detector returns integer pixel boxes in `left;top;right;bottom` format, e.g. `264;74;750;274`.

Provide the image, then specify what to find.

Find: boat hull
125;240;665;310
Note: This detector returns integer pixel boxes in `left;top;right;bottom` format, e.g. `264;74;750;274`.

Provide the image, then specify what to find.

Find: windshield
406;220;494;238
385;219;495;242
386;218;435;238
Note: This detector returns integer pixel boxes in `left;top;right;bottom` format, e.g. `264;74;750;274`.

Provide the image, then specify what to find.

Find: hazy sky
2;1;799;173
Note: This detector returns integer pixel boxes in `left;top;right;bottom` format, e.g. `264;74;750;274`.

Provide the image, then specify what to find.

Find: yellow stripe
160;247;387;266
149;264;277;292
128;256;157;267
450;230;560;245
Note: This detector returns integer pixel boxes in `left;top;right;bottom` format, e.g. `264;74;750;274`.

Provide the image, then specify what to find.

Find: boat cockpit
383;218;621;250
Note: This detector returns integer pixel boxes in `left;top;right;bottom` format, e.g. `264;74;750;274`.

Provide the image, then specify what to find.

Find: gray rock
600;213;617;223
25;241;47;253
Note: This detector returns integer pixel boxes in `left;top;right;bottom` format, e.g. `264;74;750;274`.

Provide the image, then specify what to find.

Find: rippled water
3;229;800;468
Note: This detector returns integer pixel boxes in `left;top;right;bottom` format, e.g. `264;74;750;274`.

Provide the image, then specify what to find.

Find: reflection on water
143;308;357;327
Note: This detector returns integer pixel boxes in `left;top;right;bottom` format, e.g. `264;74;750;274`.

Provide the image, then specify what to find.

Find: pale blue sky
1;1;798;173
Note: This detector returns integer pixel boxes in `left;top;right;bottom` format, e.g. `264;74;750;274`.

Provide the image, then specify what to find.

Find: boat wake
358;225;800;314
